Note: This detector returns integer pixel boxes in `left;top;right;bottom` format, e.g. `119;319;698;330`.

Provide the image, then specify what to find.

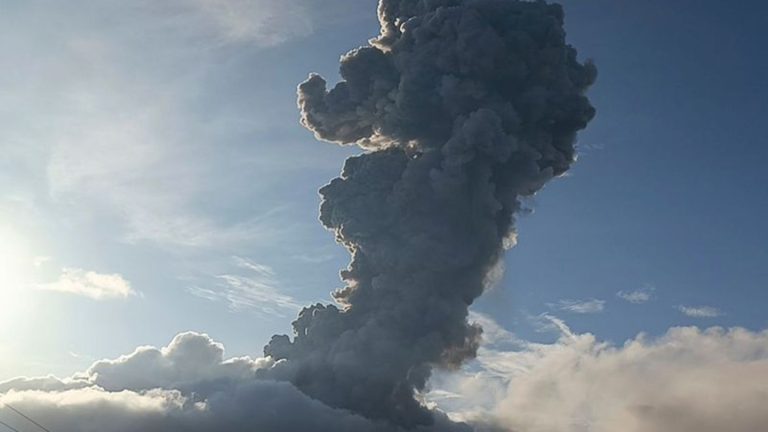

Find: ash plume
264;0;596;428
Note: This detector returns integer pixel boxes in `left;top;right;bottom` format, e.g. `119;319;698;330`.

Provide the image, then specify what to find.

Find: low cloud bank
3;323;768;432
431;316;768;432
0;332;464;432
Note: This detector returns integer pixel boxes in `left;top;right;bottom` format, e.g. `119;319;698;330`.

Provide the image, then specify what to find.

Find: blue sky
1;0;766;389
493;0;768;343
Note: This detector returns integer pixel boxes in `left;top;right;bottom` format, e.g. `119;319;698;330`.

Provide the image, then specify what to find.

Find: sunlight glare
0;223;35;335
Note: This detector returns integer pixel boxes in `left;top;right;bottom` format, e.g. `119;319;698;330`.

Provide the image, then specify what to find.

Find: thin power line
5;405;50;432
0;419;21;432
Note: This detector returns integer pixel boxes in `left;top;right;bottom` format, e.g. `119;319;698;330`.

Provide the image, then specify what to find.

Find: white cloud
678;305;724;318
0;387;195;429
469;312;525;347
188;257;302;316
617;285;654;304
530;313;577;339
82;332;272;394
429;317;768;432
549;298;606;314
38;268;136;300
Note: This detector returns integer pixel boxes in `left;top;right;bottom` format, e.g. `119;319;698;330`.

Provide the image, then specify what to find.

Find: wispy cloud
529;313;577;339
469;312;524;348
0;0;326;253
39;268;137;300
617;285;655;304
678;305;724;318
182;0;314;46
548;299;606;314
189;257;302;317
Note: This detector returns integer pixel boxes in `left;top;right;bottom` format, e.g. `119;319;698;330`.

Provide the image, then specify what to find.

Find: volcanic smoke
263;0;596;428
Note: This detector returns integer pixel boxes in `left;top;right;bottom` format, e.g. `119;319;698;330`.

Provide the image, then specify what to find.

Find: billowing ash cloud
1;1;594;430
264;0;595;427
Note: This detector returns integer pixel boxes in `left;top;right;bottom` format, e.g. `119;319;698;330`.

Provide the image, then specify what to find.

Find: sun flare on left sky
0;222;37;334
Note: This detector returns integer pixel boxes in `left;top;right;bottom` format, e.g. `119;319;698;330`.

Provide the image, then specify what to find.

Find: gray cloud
266;0;596;428
0;332;466;432
0;383;469;432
